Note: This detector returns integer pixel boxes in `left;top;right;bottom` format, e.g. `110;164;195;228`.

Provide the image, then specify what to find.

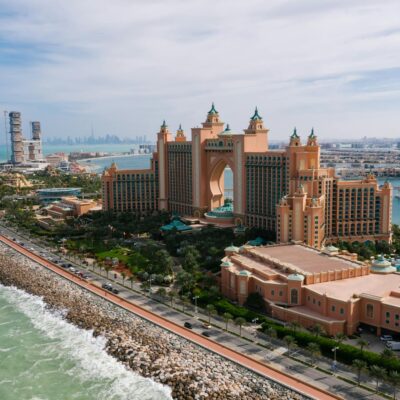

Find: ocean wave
0;284;172;400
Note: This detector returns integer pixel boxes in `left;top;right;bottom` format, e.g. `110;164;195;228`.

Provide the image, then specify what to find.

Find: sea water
0;283;172;400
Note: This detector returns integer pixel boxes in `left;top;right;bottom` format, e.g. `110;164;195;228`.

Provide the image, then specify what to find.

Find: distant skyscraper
9;112;44;164
9;111;24;164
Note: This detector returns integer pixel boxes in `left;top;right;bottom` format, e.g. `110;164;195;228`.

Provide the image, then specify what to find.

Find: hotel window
271;290;275;296
279;290;283;297
386;311;390;318
331;305;336;312
366;304;374;318
290;289;298;305
340;308;344;315
396;315;399;320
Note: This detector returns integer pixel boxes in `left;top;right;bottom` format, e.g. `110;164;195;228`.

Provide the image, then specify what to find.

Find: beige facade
101;105;392;247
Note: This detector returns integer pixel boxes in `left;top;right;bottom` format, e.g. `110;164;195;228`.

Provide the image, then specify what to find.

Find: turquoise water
0;144;134;163
0;283;171;400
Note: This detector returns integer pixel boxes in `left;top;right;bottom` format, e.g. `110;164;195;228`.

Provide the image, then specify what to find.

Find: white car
380;335;393;342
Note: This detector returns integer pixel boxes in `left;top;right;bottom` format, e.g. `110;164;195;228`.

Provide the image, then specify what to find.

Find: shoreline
0;241;307;400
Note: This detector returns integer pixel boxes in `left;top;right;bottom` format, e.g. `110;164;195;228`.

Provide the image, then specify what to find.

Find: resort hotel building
221;242;400;336
101;104;392;249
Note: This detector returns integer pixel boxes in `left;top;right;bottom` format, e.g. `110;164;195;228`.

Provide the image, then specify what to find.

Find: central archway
209;159;231;210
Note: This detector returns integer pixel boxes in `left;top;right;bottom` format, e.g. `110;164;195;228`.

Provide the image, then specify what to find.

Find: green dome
287;273;305;281
239;270;251;276
221;260;233;268
225;244;239;253
371;255;396;274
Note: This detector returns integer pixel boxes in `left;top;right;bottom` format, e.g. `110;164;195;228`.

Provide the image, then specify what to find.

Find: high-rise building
9;112;44;164
9;111;24;164
101;105;392;247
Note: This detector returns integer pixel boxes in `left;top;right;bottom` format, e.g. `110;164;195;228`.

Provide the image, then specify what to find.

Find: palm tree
381;348;396;361
334;332;347;345
357;339;369;353
307;342;321;365
265;326;277;346
310;324;325;338
168;290;177;307
121;272;126;286
156;287;167;301
206;304;217;324
388;370;400;399
283;335;297;354
288;321;301;333
105;265;112;279
234;317;246;336
369;365;386;393
128;276;134;289
181;295;190;312
223;312;233;331
352;359;367;386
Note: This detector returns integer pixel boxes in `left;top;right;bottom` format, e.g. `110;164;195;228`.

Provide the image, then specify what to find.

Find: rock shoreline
0;243;307;400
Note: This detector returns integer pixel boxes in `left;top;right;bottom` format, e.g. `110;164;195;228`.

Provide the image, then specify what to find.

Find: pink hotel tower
102;105;397;335
102;104;392;249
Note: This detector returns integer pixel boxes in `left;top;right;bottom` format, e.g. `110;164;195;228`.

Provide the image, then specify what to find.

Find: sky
0;0;400;142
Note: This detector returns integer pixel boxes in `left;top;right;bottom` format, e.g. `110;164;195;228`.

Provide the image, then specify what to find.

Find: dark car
82;274;90;279
61;263;69;268
201;331;211;338
102;283;112;290
67;263;73;268
112;288;119;294
184;322;193;329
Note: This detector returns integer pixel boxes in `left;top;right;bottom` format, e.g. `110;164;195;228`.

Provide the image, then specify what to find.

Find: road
0;231;341;400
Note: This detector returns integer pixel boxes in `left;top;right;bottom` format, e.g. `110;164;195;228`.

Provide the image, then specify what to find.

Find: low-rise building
221;243;400;336
35;196;100;230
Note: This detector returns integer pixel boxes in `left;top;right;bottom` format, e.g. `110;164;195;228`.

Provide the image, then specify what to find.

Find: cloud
0;0;399;140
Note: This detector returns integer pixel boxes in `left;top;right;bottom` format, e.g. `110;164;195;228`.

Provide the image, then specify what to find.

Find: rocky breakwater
0;243;308;400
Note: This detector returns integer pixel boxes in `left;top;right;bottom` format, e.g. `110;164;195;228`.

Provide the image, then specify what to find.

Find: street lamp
148;275;153;295
332;346;339;372
193;295;199;315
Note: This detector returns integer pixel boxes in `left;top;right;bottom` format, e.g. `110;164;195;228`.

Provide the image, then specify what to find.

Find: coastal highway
0;234;341;400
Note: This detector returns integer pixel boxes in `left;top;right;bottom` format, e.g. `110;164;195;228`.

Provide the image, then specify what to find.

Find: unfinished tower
9;111;24;164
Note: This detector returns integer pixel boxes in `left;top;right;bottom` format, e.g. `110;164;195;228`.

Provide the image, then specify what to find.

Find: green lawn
96;247;148;269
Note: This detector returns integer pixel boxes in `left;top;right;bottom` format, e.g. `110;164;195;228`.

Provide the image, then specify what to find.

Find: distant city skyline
1;0;400;140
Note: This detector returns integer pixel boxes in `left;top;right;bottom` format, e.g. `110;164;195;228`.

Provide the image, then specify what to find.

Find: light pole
332;346;339;372
148;275;153;295
193;295;199;316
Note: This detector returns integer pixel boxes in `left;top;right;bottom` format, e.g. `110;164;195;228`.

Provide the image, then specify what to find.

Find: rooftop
308;273;400;301
251;244;361;275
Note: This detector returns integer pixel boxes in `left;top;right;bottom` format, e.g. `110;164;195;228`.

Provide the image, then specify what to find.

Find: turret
289;127;301;147
244;107;269;135
202;103;224;132
307;128;317;146
175;124;186;142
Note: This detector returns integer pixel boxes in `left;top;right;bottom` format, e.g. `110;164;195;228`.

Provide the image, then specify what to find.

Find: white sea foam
0;284;172;400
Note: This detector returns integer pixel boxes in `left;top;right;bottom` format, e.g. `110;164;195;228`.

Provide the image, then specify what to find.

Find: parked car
380;335;393;342
102;283;112;291
69;268;76;273
202;323;211;329
184;322;193;329
112;288;119;294
201;331;211;338
61;264;69;268
386;341;400;350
